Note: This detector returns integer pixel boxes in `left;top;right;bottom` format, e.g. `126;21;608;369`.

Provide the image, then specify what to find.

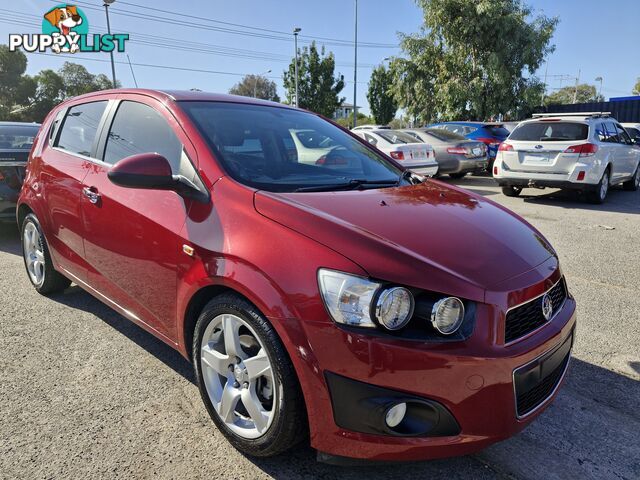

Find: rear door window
103;101;183;172
56;101;108;157
509;122;589;141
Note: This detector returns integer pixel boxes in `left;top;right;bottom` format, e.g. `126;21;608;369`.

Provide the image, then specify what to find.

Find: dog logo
8;4;128;55
541;294;553;321
43;5;85;53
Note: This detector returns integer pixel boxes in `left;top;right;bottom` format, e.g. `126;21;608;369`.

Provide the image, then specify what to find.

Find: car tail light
577;171;586;181
493;165;498;175
447;146;467;155
390;151;404;160
564;143;598;157
498;143;514;152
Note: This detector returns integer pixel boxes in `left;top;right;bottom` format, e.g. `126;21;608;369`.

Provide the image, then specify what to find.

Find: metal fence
538;99;640;122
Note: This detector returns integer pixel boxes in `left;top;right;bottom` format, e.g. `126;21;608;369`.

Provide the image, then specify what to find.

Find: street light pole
293;28;301;107
104;0;117;87
595;76;603;101
254;69;272;98
353;0;358;129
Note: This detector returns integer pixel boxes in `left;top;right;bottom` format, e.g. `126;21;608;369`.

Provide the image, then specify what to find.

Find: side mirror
108;153;209;203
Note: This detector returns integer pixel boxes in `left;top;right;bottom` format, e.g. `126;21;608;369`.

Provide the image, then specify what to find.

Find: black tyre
449;172;467;179
502;186;523;197
587;169;610;204
622;165;639;191
21;213;71;294
193;293;307;457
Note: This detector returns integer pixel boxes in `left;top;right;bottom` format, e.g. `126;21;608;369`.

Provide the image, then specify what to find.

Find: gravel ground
1;177;639;480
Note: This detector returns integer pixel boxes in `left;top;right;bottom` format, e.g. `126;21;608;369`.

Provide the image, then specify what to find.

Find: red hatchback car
18;89;576;462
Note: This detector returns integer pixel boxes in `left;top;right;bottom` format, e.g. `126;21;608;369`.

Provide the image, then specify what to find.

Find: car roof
59;88;296;110
0;121;41;127
431;121;503;126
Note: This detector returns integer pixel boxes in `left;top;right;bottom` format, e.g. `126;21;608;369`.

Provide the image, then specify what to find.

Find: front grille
514;333;572;417
505;278;567;343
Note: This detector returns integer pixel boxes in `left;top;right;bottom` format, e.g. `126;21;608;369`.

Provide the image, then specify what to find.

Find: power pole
352;0;358;129
572;69;581;104
104;0;117;87
293;28;301;107
541;60;548;105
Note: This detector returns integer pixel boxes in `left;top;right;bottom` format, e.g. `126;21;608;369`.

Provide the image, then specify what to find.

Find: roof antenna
126;54;139;88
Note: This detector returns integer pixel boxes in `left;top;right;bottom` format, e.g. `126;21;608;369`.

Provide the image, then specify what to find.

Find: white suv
494;113;640;203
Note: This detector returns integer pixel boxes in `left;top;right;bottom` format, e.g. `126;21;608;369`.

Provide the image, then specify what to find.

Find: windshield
510;122;588;141
0;125;40;149
423;128;466;142
376;130;422;144
180;102;405;192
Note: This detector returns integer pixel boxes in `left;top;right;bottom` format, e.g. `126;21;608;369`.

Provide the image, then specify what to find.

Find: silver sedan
401;128;488;179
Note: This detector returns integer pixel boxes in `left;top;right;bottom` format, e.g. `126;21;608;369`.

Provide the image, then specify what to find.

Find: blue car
428;122;510;162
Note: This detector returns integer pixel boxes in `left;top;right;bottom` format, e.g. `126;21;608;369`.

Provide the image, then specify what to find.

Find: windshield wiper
294;178;397;192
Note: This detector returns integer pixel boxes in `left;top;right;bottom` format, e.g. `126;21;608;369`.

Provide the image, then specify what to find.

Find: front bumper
293;271;576;461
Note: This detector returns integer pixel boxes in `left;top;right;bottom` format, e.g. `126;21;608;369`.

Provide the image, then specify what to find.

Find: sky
2;0;638;116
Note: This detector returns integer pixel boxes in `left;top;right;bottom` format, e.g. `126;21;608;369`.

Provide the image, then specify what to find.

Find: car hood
254;181;555;302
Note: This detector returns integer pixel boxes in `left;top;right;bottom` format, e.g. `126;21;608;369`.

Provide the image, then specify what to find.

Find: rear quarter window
509;122;589;142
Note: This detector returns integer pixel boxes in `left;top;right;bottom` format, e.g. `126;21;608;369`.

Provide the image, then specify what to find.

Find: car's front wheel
21;213;71;294
193;293;307;457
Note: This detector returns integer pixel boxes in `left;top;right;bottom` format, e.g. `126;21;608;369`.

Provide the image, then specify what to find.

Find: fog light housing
431;297;465;335
385;402;407;428
375;287;414;330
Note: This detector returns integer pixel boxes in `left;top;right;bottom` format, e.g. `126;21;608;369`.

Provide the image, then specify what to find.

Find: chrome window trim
512;331;573;420
504;276;567;346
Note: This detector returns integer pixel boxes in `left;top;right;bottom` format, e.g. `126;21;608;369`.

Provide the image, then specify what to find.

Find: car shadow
0;222;21;256
48;285;196;384
519;187;640;214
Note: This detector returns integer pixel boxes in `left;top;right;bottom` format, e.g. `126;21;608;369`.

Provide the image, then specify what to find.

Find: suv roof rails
532;112;611;119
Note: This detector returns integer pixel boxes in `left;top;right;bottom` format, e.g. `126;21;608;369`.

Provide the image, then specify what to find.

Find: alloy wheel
200;314;276;439
23;221;45;287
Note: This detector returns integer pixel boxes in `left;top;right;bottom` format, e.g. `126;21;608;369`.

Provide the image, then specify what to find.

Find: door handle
82;186;100;204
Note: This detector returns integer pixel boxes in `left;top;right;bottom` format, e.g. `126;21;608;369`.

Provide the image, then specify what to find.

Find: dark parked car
401;128;488;178
0;122;40;222
18;89;575;462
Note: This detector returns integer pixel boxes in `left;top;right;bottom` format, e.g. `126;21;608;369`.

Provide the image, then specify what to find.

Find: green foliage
283;42;345;117
632;78;640;96
367;65;398;124
229;74;280;102
0;51;117;122
545;84;604;105
391;0;558;124
335;111;373;129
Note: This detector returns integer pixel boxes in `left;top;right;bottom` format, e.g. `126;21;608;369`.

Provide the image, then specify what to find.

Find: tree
283;42;345;117
335;111;373;129
0;45;31;118
545;84;604;105
391;0;558;124
229;75;280;102
633;78;640;96
367;65;397;125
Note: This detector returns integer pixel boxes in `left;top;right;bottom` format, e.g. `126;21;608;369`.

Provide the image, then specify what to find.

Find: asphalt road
1;177;639;480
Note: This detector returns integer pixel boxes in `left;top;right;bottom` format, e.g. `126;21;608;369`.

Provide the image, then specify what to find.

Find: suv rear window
481;125;510;137
509;122;589;142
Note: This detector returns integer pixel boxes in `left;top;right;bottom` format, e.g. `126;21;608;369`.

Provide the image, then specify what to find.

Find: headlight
318;269;381;328
430;297;465;335
375;287;414;330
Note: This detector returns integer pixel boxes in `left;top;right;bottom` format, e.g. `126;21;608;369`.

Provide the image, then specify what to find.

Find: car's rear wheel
21;213;71;294
193;293;307;457
622;165;639;191
587;170;610;204
502;186;522;197
449;172;467;179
